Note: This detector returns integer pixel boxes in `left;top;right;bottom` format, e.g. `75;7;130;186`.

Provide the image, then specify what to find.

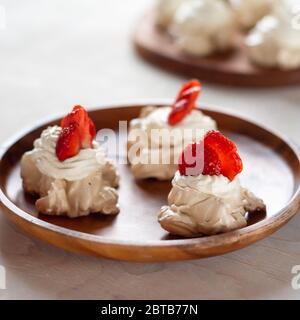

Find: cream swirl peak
28;126;106;181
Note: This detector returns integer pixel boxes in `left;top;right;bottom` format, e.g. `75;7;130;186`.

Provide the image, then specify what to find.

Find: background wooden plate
1;104;300;262
134;10;300;87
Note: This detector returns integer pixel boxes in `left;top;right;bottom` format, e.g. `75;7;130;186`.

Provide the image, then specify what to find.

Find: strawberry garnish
56;105;96;161
178;142;221;177
61;105;96;148
204;131;243;181
56;124;81;162
168;79;202;126
178;130;243;180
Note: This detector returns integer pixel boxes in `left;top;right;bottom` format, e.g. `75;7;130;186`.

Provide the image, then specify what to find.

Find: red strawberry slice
56;124;81;162
56;105;96;161
168;79;202;126
178;130;243;180
204;130;243;181
61;105;96;149
61;105;85;129
178;142;221;176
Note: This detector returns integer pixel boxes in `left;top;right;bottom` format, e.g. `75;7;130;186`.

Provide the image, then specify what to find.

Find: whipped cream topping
245;0;300;69
28;126;106;181
230;0;274;29
158;172;266;237
174;172;241;196
170;0;236;56
128;106;217;180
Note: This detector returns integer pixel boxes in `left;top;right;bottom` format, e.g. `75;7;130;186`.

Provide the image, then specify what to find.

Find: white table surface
0;0;300;300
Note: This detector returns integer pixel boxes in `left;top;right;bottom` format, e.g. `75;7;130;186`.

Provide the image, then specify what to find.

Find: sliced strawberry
178;143;221;176
61;105;86;129
202;144;222;176
56;123;81;162
204;130;237;155
56;105;97;161
61;105;96;149
168;79;202;126
204;130;243;181
178;130;243;180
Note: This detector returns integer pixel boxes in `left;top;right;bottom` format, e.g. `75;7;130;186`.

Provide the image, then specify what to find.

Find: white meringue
170;0;236;56
229;0;274;29
158;172;266;237
21;126;120;217
245;0;300;69
155;0;187;29
127;106;216;180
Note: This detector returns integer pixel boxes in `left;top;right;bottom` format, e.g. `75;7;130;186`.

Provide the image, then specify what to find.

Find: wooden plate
1;104;300;262
134;10;300;87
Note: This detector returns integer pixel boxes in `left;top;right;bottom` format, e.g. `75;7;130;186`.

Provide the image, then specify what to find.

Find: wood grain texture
133;10;300;87
0;104;300;262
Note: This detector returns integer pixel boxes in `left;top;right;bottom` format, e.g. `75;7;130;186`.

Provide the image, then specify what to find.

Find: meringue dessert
158;131;266;237
127;80;216;180
245;0;300;70
21;106;120;218
229;0;274;29
155;0;187;29
170;0;236;56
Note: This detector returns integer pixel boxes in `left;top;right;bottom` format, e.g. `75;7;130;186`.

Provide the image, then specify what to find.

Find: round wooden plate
1;104;300;262
134;10;300;87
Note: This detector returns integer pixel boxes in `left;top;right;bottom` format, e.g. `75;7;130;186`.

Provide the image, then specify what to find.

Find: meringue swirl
158;172;266;237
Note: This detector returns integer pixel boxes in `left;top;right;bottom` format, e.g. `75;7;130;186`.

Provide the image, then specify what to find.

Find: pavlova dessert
245;0;300;70
21;106;119;218
170;0;236;56
127;80;216;180
155;0;187;29
158;130;266;237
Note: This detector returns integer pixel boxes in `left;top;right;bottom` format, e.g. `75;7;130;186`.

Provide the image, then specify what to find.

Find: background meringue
245;0;300;69
230;0;274;29
170;0;236;56
155;0;187;28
